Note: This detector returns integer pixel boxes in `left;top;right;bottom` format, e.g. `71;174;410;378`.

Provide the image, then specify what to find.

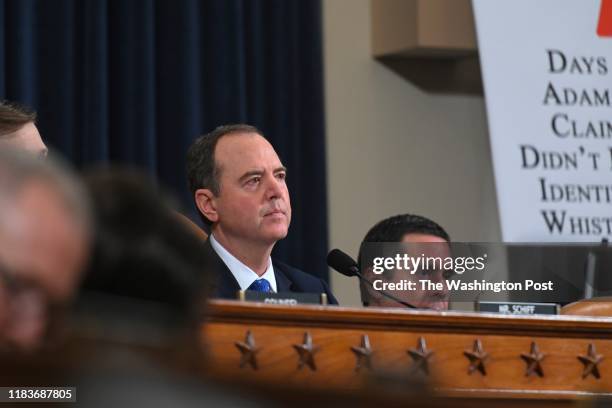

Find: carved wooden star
463;339;489;376
578;343;604;379
351;334;374;372
293;332;320;371
235;330;261;370
407;337;434;375
521;342;545;377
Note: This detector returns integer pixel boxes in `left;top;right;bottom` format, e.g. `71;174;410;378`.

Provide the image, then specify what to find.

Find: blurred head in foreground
0;101;47;158
359;214;451;311
79;168;209;344
70;169;244;408
0;148;91;351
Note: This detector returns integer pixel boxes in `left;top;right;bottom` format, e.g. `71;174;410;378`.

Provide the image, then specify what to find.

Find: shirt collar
209;233;277;292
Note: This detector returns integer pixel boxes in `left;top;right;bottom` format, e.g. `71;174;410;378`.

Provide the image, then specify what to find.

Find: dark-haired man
359;214;451;310
0;101;47;157
80;168;210;316
71;168;254;408
186;124;337;304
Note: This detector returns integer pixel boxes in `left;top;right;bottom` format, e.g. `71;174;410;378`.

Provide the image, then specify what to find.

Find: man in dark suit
186;124;337;304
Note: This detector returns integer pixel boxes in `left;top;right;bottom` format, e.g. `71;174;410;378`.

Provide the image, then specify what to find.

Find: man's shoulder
272;259;338;305
272;259;319;284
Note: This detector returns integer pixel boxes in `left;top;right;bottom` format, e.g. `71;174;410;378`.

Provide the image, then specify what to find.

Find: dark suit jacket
205;240;338;305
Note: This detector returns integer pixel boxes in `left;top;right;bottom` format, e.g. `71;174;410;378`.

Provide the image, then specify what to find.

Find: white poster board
473;0;612;242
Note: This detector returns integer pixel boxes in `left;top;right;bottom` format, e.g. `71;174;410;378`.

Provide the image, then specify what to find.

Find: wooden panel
204;301;612;400
417;0;476;50
371;0;476;57
370;0;481;93
371;0;417;57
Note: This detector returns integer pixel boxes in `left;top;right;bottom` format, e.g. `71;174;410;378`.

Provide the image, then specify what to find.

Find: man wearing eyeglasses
0;149;90;351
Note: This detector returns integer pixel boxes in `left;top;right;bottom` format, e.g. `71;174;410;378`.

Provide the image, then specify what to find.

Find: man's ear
195;189;219;224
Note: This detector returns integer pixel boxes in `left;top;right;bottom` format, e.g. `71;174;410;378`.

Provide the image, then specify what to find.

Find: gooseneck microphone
327;249;416;309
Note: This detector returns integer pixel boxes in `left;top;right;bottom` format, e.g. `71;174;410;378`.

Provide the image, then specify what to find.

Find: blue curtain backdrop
0;0;330;281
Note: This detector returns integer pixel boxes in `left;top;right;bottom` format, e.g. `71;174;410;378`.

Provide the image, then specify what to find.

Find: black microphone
327;249;416;309
326;249;360;277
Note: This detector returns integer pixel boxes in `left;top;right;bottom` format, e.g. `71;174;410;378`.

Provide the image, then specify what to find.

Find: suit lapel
273;260;294;292
206;239;296;297
204;239;241;299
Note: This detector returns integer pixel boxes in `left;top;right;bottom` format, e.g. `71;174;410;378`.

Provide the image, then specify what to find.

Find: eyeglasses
0;259;52;312
0;260;18;293
0;260;33;295
0;259;68;349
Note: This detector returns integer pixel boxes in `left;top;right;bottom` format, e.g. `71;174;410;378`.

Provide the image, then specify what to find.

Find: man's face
207;133;291;246
0;181;88;351
0;122;48;158
400;233;450;311
367;233;450;311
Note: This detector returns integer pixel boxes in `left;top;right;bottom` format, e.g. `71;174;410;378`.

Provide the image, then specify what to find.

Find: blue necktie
248;278;272;292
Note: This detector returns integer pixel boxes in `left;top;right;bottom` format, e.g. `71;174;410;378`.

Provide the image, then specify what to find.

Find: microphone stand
584;238;609;299
350;267;416;309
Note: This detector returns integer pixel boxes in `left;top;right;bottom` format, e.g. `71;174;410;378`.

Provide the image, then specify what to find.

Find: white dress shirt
209;233;278;292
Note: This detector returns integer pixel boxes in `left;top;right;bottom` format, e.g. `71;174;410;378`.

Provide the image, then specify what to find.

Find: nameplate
238;291;327;305
476;301;559;315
